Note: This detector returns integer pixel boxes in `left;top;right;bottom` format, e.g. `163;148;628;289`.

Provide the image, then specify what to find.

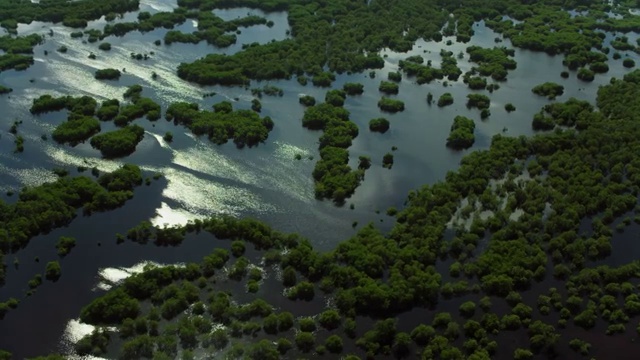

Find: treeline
171;0;640;87
0;34;43;54
0;0;139;31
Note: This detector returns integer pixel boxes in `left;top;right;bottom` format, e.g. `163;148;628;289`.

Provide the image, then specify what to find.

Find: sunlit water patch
160;166;276;217
0;158;58;189
96;260;171;290
141;0;179;13
60;320;109;360
59;261;181;359
151;201;203;227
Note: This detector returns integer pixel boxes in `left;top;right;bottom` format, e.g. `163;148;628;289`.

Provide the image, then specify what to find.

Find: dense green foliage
0;34;42;72
90;125;145;158
14;0;640;358
0;0;138;31
0;165;143;284
45;261;61;281
298;95;316;107
532;82;565;100
446;116;475;149
378;81;399;95
65;67;640;360
623;58;636;68
94;68;121;80
51;118;100;145
29;94;103;144
466;94;491;110
578;68;595;82
399;50;461;83
465;46;516;81
377;97;404;113
438;93;454;107
55;236;76;256
343;82;364;95
368;118;390;133
302;103;363;203
166;101;274;148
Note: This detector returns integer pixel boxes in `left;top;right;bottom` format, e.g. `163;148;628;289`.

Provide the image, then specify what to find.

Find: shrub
369;118;390;133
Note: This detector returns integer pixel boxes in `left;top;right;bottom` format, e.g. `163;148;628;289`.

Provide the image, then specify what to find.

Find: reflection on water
59;261;180;359
60;319;108;360
96;260;176;290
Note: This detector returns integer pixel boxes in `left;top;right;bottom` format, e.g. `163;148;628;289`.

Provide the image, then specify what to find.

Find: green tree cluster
447;116;475;150
166;101;274;148
532;82;564;100
90;125;145;158
302;103;363;203
94;68;121;80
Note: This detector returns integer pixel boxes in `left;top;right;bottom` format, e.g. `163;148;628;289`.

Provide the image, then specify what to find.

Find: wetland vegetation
3;0;640;358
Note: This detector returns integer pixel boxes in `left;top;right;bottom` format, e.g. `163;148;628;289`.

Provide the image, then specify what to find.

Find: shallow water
1;1;640;357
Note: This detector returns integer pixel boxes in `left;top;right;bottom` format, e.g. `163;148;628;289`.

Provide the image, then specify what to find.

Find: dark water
1;0;640;357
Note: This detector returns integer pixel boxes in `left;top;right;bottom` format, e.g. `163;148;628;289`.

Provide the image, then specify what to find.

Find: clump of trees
378;81;399;95
299;95;316;107
532;82;564;99
94;68;121;80
301;103;363;203
166;101;274;148
53;117;101;145
90;125;145;158
623;58;636;68
343;83;364;95
55;236;76;256
369;118;390;133
466;46;517;80
398;50;461;83
466;94;490;110
446;116;475;149
378;97;404;113
577;68;595;82
45;261;61;281
251;85;283;97
0;34;42;72
382;152;394;169
0;164;143;279
98;42;111;51
505;103;516;112
325;89;346;107
438;93;454;107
